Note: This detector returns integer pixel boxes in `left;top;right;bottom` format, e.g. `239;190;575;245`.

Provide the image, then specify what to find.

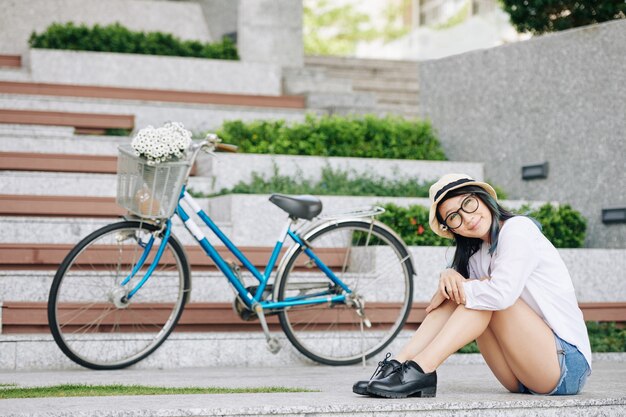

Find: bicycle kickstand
254;304;282;354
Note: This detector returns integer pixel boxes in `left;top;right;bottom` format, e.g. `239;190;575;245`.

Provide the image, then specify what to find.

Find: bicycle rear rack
317;206;385;220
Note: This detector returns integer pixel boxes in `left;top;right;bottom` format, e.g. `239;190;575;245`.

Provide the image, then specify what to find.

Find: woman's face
438;193;493;241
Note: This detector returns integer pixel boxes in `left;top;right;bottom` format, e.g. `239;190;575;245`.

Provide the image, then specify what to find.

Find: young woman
353;173;591;398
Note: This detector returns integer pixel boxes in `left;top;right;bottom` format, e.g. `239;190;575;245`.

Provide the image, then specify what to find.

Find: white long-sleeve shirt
463;216;592;369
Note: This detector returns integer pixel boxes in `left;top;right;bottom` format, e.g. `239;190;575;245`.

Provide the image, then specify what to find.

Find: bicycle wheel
277;219;414;365
48;220;190;370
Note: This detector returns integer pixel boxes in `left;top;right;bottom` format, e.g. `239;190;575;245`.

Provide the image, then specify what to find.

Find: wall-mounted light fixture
522;162;549;180
602;208;626;224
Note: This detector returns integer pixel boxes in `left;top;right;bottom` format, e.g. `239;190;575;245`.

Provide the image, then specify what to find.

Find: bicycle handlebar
215;143;238;153
184;134;238;181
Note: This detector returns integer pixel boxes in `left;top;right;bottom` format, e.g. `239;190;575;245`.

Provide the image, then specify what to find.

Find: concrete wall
419;20;626;248
0;0;212;55
196;153;484;195
237;0;303;67
192;0;239;41
19;49;282;95
0;94;306;133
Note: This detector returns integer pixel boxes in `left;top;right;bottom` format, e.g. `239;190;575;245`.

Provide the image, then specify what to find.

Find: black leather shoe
352;353;401;395
367;360;437;398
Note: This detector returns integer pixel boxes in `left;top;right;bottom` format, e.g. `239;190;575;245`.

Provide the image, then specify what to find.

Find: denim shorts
518;333;591;396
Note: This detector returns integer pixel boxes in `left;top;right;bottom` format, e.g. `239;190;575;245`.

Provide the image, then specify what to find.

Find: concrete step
0;92;307;132
0;108;135;134
0;123;74;139
0;193;539;246
0;360;624;416
313;67;419;83
0;171;214;196
1;330;625;373
374;91;420;105
0;49;283;96
0;152;484;199
351;77;420;93
0;331;459;370
0;269;252;304
1;236;623;304
197;153;484;196
0;131;125;155
0;244;446;304
306;91;378;110
303;55;420;117
0;213;230;246
375;103;421;118
0;66;30;83
282;67;353;95
305;55;420;71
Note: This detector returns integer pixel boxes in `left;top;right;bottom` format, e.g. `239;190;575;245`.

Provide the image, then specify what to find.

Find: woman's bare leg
412;305;492;373
411;298;560;394
395;299;457;362
476;326;520;392
486;299;561;394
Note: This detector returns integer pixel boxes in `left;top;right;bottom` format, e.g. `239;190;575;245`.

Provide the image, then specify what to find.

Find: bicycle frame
124;186;352;311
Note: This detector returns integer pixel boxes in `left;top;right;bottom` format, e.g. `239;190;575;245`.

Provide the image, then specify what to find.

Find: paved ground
0;360;625;416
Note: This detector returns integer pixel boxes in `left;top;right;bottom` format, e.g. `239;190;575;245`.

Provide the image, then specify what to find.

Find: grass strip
0;384;314;399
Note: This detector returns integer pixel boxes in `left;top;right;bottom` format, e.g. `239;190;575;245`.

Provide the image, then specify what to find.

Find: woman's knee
490;298;530;325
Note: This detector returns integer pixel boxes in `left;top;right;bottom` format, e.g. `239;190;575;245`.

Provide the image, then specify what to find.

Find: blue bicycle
47;136;415;369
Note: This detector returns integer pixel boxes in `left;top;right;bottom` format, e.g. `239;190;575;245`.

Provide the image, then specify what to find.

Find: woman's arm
463;221;540;310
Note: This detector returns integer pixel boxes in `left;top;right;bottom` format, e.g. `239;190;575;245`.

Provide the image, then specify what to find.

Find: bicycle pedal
266;337;282;354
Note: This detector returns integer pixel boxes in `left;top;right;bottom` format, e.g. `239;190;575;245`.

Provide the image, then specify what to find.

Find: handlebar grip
216;143;238;153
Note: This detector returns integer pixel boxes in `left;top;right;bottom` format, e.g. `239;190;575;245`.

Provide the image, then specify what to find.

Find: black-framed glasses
443;195;479;230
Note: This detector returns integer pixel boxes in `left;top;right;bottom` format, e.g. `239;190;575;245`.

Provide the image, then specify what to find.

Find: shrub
522;203;587;248
212;165;434;198
29;22;239;60
377;202;586;248
376;203;452;247
216;114;445;160
104;128;131;137
587;322;626;352
501;0;626;35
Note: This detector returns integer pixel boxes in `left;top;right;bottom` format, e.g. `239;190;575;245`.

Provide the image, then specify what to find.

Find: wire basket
116;144;191;219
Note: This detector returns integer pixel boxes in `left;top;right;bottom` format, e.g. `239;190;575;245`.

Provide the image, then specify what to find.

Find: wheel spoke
278;221;413;365
49;222;189;369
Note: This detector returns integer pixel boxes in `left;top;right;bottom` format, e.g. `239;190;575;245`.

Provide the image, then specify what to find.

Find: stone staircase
0;51;308;134
0;45;624;372
1;123;625;371
304;55;421;118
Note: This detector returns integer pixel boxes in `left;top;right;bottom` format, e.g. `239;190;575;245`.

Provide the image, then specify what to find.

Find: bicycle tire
48;220;190;370
276;219;414;366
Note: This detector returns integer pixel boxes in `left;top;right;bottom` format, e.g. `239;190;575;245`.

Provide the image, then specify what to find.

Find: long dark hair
435;185;516;278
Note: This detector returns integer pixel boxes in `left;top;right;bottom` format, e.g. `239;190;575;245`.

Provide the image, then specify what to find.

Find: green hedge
377;203;451;247
29;22;238;60
519;203;587;248
377;202;586;248
216;114;445;160
211;165;433;198
586;321;626;352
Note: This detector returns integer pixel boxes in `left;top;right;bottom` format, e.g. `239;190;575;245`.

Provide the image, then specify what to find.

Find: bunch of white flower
131;122;192;165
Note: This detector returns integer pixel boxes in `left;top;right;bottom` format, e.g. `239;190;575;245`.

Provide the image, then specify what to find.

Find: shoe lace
370;352;393;379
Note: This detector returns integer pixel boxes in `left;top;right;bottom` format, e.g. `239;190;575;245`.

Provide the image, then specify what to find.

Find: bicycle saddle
269;194;322;220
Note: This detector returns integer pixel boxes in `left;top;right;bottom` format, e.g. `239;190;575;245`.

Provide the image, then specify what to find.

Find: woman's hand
438;268;466;305
425;290;446;314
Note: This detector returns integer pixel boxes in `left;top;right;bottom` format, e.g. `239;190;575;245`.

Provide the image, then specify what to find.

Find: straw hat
428;174;498;239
